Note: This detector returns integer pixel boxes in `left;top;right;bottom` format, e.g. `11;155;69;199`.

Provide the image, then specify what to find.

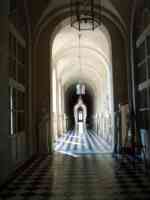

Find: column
52;67;58;141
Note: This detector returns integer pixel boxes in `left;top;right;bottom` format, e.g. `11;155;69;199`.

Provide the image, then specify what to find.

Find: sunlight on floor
54;129;112;157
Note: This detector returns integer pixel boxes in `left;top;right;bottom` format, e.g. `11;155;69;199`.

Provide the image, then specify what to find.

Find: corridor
54;130;112;156
0;154;150;200
1;1;150;200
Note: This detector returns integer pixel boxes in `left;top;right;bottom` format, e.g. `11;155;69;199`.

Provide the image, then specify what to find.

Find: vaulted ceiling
27;0;132;33
52;22;113;112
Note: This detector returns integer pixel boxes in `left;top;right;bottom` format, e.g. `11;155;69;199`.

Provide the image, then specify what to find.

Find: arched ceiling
27;0;132;34
52;23;111;94
53;25;112;64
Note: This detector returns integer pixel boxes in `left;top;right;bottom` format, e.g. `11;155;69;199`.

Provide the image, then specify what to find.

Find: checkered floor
54;129;112;156
0;153;150;200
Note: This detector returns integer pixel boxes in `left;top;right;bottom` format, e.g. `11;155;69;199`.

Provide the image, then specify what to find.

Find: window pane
137;41;146;63
17;112;25;133
17;91;25;110
138;89;147;109
12;36;16;57
9;59;16;80
12;111;17;134
9;33;12;55
148;58;150;79
9;32;27;135
138;110;148;130
18;44;25;64
18;64;25;85
147;35;150;55
12;89;17;109
137;63;147;84
149;88;150;108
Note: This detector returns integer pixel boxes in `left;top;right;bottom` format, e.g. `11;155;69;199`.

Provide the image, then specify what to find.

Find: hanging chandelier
76;34;85;95
70;0;102;31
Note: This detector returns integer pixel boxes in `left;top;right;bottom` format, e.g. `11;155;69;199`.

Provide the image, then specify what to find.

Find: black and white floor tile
0;153;150;200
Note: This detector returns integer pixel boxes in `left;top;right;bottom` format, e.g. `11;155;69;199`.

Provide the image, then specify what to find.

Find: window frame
9;23;26;136
136;24;150;130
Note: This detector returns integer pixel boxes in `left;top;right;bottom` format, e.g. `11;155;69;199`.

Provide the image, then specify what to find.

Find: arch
34;2;128;44
32;3;129;153
51;17;114;153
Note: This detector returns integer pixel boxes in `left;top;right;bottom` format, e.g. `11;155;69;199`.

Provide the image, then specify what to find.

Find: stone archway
32;5;129;153
51;19;114;155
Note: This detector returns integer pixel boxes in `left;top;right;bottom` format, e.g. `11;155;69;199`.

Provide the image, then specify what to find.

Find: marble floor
0;153;150;200
54;129;112;156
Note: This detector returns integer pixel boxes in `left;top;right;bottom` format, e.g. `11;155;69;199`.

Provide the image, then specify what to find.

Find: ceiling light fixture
76;33;85;95
70;0;102;31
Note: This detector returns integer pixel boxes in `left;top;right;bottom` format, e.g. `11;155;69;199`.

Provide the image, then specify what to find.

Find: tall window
9;28;26;135
136;26;150;130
